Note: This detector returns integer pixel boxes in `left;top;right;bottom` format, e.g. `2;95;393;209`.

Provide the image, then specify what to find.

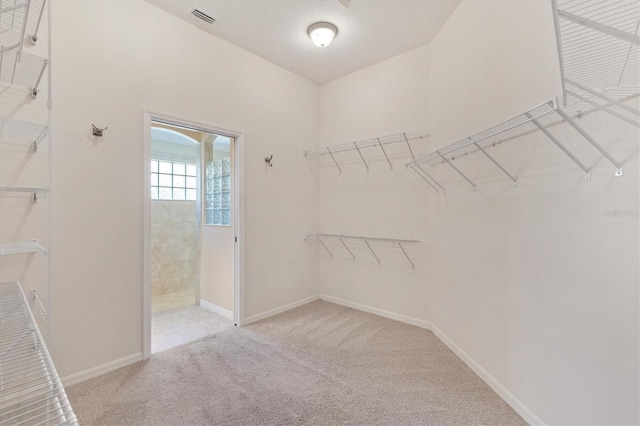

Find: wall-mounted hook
92;124;108;137
265;154;273;167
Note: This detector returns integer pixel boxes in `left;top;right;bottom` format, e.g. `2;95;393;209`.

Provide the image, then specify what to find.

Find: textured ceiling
145;0;461;84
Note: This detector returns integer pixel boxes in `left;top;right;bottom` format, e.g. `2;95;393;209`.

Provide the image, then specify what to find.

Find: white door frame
143;110;246;359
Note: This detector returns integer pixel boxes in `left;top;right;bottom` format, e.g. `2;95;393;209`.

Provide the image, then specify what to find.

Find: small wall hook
92;124;108;137
265;154;273;167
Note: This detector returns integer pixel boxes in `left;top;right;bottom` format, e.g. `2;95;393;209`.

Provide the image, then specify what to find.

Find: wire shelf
0;281;78;426
407;97;627;193
0;241;47;256
0;49;47;95
554;0;639;111
0;117;47;151
0;0;28;53
305;233;419;269
304;132;429;172
0;186;47;200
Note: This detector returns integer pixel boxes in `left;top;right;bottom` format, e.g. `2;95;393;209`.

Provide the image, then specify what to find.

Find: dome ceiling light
307;22;338;48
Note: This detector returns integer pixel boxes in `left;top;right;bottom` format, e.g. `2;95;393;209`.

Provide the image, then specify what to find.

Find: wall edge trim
61;353;143;387
318;295;544;425
200;299;234;321
244;295;320;324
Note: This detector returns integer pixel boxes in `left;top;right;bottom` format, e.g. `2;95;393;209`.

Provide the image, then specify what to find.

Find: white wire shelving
0;0;29;54
0;48;47;96
305;233;419;269
0;241;47;256
406;97;627;193
553;0;639;127
0;117;47;151
0;281;78;426
304;132;429;172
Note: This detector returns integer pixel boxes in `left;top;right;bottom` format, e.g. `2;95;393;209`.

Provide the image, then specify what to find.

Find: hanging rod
407;97;627;192
305;233;419;269
303;132;429;172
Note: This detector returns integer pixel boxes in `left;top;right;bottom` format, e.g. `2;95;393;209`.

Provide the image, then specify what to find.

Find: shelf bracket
436;151;477;191
377;138;393;169
417;164;446;192
31;59;49;98
326;146;342;174
339;238;356;261
555;108;624;176
408;163;440;194
567;90;640;129
403;133;416;161
353;142;369;171
33;127;47;152
364;240;380;265
558;10;640;46
525;112;591;180
31;290;48;322
566;79;639;117
472;139;518;187
30;0;47;44
398;243;414;270
315;236;333;258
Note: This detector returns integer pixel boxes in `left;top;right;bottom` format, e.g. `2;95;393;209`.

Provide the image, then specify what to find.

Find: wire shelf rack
0;281;78;426
0;117;47;151
553;0;639;123
305;233;420;269
0;241;47;256
406;97;627;193
0;48;47;96
304;132;429;172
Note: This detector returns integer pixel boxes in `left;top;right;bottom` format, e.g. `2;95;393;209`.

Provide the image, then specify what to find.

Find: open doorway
146;118;240;355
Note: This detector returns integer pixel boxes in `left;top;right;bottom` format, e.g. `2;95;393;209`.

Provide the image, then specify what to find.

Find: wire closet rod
303;132;429;157
306;233;420;244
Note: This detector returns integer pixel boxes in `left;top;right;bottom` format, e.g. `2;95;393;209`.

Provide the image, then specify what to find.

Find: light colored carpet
67;300;525;425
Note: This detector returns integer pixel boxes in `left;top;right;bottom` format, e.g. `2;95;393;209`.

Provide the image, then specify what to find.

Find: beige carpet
67;300;525;425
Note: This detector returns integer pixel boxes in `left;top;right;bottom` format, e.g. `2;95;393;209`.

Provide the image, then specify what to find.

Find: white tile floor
152;305;233;353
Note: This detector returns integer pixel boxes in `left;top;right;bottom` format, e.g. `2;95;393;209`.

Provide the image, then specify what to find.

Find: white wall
317;1;639;425
316;44;431;322
49;0;319;378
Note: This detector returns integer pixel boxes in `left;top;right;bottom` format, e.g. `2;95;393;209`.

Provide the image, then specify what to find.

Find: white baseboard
318;294;431;330
200;299;233;321
62;353;143;387
244;294;320;324
318;294;543;425
428;324;544;425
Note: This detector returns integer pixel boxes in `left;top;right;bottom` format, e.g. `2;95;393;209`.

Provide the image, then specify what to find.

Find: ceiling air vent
189;7;216;24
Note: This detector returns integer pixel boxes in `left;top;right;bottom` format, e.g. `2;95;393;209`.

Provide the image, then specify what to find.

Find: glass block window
204;137;232;226
151;160;197;201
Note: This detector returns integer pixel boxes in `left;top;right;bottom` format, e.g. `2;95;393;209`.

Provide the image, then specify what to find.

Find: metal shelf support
326;146;342;174
377;137;393;168
555;108;624;176
437;151;477;191
524;112;592;180
472;139;518;187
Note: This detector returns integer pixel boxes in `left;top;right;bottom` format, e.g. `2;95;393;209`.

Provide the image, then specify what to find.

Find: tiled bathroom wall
151;200;197;297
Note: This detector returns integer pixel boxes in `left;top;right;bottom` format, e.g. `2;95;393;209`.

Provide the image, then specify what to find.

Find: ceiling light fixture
307;22;338;48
